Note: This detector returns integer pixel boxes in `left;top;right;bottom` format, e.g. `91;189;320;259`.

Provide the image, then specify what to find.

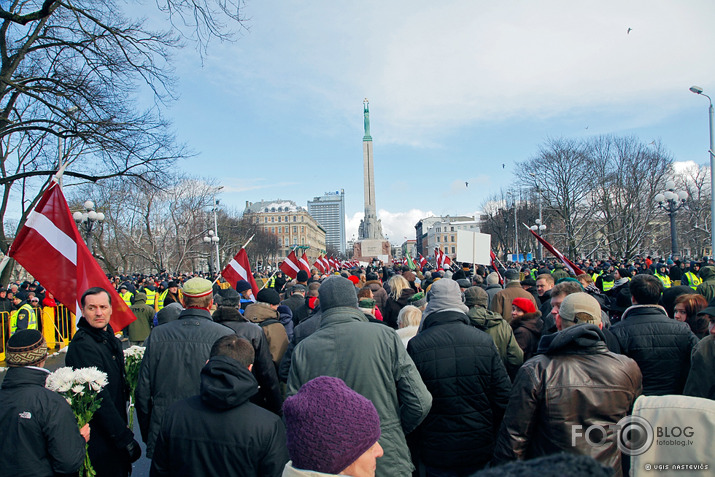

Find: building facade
244;200;326;262
417;215;481;259
307;190;346;254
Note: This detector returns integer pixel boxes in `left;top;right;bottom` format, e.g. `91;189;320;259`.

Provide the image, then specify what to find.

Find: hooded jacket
366;280;389;314
287;306;432;477
468;306;524;375
127;292;154;342
213;305;283;415
150;356;289;477
695;265;715;302
245;302;290;365
0;367;86;477
493;324;642;476
407;310;511;470
510;311;543;361
135;307;234;458
611;305;698;395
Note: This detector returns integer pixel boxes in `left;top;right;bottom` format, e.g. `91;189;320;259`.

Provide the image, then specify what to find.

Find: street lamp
203;230;220;274
530;219;547;260
689;85;715;258
73;200;104;253
654;180;688;258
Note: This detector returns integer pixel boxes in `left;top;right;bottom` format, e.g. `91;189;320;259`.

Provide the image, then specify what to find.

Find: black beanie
256;288;280;305
318;276;358;311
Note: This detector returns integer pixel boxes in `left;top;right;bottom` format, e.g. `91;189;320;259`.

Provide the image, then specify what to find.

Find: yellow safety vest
602;279;615;292
655;273;672;288
144;288;156;306
685;271;702;290
157;289;169;311
267;276;276;288
10;303;38;336
119;291;133;307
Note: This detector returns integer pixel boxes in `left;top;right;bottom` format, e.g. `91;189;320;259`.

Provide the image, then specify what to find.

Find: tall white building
308;190;346;254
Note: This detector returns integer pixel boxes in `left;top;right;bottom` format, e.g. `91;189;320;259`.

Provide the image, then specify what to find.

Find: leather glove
125;439;141;463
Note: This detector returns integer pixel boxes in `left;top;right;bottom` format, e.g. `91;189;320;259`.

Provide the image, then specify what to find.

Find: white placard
456;231;491;265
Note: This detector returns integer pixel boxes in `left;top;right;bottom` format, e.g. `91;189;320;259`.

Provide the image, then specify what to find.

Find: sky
151;0;715;245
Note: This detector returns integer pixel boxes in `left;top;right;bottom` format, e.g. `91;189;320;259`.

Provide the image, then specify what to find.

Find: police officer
9;295;37;336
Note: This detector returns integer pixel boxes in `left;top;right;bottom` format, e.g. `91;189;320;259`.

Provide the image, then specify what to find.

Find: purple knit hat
283;376;381;474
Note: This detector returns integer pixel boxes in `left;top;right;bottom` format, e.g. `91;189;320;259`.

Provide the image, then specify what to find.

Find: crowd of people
1;254;714;476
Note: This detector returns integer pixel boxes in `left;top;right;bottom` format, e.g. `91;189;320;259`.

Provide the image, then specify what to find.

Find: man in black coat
65;287;141;477
407;279;511;475
611;274;699;395
150;335;289;477
0;330;88;477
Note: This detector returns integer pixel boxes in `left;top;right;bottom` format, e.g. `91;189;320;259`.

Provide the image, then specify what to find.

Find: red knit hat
512;297;537;314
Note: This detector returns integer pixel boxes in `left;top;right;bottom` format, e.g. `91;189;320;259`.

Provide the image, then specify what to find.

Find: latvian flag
221;248;260;297
280;250;301;279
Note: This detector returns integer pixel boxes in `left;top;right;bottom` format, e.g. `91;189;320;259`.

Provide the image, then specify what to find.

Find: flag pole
211;234;257;285
258;269;279;291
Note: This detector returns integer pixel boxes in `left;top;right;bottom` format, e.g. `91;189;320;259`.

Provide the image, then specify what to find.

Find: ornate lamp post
530;219;547;260
73;200;104;253
654;181;688;258
203;230;220;274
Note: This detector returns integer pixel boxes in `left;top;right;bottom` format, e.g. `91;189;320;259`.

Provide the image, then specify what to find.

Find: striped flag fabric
490;250;504;285
320;255;330;272
299;252;311;272
8;182;136;330
220;248;259;297
418;253;428;270
312;255;325;273
527;228;585;276
280;250;301;279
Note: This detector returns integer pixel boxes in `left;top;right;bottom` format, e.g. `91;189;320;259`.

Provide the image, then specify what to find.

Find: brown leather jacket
493;324;642;476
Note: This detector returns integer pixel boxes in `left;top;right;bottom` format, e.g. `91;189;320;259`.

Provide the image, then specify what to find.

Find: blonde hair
388;275;410;301
397;305;422;328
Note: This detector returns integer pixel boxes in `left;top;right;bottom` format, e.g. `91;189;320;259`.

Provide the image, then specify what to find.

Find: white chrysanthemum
46;367;75;393
124;345;145;360
82;367;108;389
72;384;85;395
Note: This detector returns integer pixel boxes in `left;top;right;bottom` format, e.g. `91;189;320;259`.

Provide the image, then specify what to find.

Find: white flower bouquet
124;345;145;429
46;366;108;477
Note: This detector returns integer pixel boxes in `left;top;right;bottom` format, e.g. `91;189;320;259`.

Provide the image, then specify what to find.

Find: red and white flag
299;252;311;273
221;248;259;297
280;250;301;279
418;253;428;270
490;250;504;285
8;182;136;330
312;255;325;274
320;255;330;272
329;257;338;270
528;228;585;276
435;248;452;269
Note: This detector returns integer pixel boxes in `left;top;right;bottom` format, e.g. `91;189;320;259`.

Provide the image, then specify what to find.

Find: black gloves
125;439;141;463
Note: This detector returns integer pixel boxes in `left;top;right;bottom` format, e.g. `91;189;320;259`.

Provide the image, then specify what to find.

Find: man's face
535;279;552;296
551;293;565;331
340;441;383;477
82;292;112;331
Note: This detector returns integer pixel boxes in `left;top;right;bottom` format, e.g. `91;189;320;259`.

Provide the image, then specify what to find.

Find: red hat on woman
512;297;537;314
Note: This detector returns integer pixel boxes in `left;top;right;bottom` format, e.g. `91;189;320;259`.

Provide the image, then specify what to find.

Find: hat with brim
181;277;213;298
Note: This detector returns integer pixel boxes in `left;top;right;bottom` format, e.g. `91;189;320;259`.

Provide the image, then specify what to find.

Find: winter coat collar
76;316;116;340
177;307;214;322
422;309;470;330
200;355;258;410
1;366;49;389
243;302;279;323
467;306;505;329
319;306;368;326
536;323;607;355
620;304;667;322
212;305;247;323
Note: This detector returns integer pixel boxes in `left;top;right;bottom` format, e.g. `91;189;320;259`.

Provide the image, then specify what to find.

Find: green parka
696;266;715;302
467;306;524;376
287;306;432;477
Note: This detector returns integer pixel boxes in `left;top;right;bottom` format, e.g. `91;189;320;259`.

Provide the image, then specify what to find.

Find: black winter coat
407;310;511;471
150;356;289;477
611;305;698;395
0;367;86;477
213;306;283;415
65;318;134;477
383;288;416;329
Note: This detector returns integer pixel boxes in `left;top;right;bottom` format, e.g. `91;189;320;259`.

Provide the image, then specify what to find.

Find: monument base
353;239;391;264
